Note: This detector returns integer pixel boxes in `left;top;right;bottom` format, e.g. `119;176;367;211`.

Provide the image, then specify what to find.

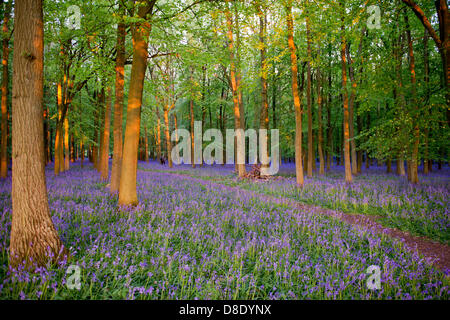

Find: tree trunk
286;3;304;187
64;116;69;171
258;4;269;175
0;1;11;178
306;16;313;178
226;1;245;178
341;13;352;184
118;1;154;206
190;98;195;168
100;87;111;181
346;44;358;176
317;64;325;175
156;105;161;163
163;104;172;168
405;13;420;184
9;0;65;268
110;4;126;193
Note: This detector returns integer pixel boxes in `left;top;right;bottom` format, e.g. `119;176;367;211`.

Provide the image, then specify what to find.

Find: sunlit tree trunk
118;2;154;206
110;4;126;193
346;44;358;176
257;3;269;175
306;16;313;178
0;0;11;179
163;103;173;168
64;116;69;171
286;3;304;187
225;1;245;178
100;87;111;181
9;0;65;268
340;10;352;184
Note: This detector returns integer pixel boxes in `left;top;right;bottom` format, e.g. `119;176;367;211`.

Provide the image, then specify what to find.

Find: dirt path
146;170;450;274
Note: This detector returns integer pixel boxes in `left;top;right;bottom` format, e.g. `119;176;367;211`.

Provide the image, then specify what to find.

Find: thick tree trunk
118;1;154;206
286;3;304;187
0;1;11;178
110;5;126;194
9;0;65;268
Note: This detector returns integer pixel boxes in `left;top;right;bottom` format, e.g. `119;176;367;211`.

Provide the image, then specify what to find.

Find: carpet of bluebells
0;161;449;300
153;162;450;244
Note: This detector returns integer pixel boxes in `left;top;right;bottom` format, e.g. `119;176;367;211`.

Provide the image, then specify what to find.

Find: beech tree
9;0;64;268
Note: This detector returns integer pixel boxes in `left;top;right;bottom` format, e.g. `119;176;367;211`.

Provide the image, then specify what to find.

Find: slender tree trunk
64;116;69;171
346;44;358;176
423;29;430;175
9;0;65;268
163;104;172;168
118;2;154;206
190;97;195;168
110;4;126;193
100;87;111;181
0;1;11;178
340;12;352;184
226;1;245;178
286;3;304;187
317;63;325;175
144;125;149;162
80;139;84;168
306;16;313;178
258;3;269;175
156;105;161;163
405;14;420;184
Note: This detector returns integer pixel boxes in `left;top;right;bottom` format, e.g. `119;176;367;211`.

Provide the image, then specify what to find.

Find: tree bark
0;0;11;178
118;1;155;206
286;3;304;187
405;13;420;184
110;3;126;193
258;3;269;175
100;87;111;181
225;1;245;178
10;0;65;268
340;11;352;184
306;15;313;178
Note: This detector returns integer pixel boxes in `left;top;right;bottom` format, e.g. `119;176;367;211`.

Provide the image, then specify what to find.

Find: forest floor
143;165;450;272
0;161;449;300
